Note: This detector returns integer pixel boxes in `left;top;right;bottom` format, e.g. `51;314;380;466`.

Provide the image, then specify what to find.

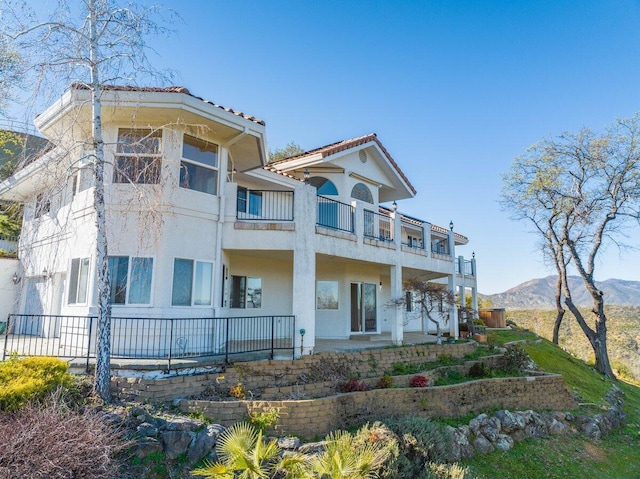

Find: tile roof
70;83;266;126
269;133;416;195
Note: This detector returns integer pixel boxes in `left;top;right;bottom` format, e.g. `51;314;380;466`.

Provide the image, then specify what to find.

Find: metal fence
2;314;296;372
364;209;393;241
400;220;425;249
317;195;355;233
236;190;294;221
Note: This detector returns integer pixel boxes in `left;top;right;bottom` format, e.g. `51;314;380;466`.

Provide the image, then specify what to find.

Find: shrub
229;382;246;399
0;356;74;411
376;375;394;389
0;393;125;479
437;354;457;366
502;344;531;373
382;416;452;478
434;370;466;386
249;408;279;433
339;378;370;393
468;362;493;378
425;461;474;479
410;375;429;387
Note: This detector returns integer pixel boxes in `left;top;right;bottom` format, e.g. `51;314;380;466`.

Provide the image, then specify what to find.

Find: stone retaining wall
112;342;476;402
178;374;577;438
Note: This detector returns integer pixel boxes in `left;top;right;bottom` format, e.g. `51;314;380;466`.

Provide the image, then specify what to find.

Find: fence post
167;319;174;373
85;316;93;373
225;317;229;364
2;314;12;362
292;315;296;360
270;316;275;360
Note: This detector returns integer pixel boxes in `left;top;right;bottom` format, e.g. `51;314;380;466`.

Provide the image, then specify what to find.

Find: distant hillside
486;276;640;309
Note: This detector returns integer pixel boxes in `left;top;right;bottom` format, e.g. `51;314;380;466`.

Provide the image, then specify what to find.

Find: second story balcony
232;186;466;261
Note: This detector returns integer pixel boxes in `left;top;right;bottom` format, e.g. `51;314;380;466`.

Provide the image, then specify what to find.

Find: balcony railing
456;259;474;276
316;195;355;233
364;209;393;241
401;218;425;249
236;189;294;221
2;314;296;371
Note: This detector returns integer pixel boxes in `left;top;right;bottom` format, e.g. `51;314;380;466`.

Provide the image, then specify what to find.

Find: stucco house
0;85;478;361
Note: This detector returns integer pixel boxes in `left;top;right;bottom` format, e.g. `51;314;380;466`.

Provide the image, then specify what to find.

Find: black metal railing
2;314;296;371
317;195;354;233
431;239;450;255
363;209;393;241
236;190;294;221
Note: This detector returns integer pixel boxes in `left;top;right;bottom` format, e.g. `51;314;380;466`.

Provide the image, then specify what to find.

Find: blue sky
13;0;640;294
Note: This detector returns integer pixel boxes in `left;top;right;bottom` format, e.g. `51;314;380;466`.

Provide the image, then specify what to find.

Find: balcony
236;189;294;221
233;189;456;261
455;258;475;277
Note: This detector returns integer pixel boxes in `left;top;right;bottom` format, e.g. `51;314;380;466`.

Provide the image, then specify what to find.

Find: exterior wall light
12;272;21;284
42;268;51;280
391;201;397;212
303;169;310;184
472;251;475;259
449;220;454;231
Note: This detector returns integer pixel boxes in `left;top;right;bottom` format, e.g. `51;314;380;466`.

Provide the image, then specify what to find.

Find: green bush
376;375;394;389
249;408;280;433
382;416;452;478
0;356;74;411
468;362;493;378
502;344;531;373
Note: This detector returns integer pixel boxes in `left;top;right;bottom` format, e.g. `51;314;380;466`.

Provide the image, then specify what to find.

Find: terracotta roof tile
269;133;416;195
70;83;266;125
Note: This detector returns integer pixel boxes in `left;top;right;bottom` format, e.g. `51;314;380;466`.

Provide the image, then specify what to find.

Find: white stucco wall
0;257;19;322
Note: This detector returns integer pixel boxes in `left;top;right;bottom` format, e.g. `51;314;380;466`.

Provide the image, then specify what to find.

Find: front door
350;283;377;333
22;278;46;335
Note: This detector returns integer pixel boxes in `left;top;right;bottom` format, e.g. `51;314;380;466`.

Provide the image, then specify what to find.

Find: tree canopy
269;141;305;162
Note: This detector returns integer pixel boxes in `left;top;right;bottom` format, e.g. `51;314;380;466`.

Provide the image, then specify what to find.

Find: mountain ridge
485;275;640;309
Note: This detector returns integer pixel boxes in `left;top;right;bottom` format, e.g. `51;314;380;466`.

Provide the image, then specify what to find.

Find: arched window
309;176;338;195
351;183;373;204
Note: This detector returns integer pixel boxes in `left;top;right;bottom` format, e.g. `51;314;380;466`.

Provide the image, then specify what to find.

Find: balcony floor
314;331;438;352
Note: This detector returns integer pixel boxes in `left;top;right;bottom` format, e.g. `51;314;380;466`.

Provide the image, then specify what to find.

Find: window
108;256;153;305
71;173;78;198
230;275;262;308
68;257;90;304
405;291;413;312
180;135;218;195
237;187;263;217
113;129;162;184
171;258;213;306
317;281;339;310
309;177;338;195
34;193;50;218
351;183;373;204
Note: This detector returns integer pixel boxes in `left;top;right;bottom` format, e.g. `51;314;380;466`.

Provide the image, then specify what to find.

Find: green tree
501;115;640;379
269;141;305;162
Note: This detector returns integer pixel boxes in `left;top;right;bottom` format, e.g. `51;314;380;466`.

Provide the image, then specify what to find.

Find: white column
471;256;479;316
448;227;458;338
390;264;403;345
292;183;317;356
392;210;401;250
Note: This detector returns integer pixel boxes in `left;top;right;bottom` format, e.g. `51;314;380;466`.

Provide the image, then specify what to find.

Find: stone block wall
112;342;476;402
178;374;577;439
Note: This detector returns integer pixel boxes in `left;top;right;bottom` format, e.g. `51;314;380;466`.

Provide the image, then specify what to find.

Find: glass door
351;283;377;333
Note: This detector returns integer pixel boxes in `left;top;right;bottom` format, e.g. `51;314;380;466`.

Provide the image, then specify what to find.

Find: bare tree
501;116;640;379
397;277;455;344
1;0;174;400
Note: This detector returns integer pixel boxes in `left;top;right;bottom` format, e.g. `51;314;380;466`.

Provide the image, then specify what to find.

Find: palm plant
192;422;306;479
304;430;391;479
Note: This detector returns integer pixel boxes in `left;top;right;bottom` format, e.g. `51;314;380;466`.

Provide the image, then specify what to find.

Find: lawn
460;328;640;479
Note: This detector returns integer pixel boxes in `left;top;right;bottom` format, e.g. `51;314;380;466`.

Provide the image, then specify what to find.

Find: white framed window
405;291;413;312
316;281;339;310
108;256;153;305
113;128;162;184
230;275;262;309
180;134;219;195
68;257;90;305
171;258;213;306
